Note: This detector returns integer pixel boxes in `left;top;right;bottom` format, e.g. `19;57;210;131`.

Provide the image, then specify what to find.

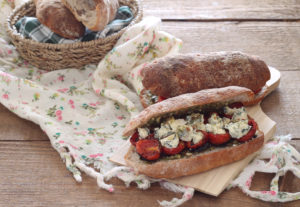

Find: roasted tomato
136;139;161;161
187;131;208;149
208;132;231;145
130;131;139;146
158;96;167;102
162;141;186;155
238;119;258;142
229;102;244;109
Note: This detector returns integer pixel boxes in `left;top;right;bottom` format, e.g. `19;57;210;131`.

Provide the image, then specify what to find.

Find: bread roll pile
34;0;119;39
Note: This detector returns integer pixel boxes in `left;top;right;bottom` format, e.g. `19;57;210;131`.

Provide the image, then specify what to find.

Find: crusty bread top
61;0;119;31
123;86;255;136
142;51;270;98
35;0;85;39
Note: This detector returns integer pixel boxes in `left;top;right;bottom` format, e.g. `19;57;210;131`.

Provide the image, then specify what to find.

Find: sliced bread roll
123;86;264;179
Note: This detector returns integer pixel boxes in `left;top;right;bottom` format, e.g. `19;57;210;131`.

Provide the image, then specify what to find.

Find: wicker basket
6;0;142;70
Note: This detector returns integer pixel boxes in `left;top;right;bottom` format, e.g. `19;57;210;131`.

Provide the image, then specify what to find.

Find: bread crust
142;51;271;98
61;0;119;31
34;0;85;39
139;85;270;108
123;86;254;137
124;130;264;179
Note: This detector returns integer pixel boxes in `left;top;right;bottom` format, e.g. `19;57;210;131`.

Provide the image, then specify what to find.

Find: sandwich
140;51;271;108
123;86;264;179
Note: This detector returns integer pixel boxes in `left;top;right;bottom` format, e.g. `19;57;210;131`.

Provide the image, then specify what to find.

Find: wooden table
1;0;300;206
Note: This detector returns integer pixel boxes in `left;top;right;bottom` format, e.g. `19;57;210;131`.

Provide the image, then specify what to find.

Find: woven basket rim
6;0;142;50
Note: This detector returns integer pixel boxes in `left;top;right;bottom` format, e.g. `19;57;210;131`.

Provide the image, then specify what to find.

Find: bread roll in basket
6;0;142;70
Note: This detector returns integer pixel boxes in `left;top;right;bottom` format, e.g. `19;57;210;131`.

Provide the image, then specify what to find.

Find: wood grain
261;71;300;137
161;21;300;70
0;141;287;207
0;104;48;141
142;0;300;20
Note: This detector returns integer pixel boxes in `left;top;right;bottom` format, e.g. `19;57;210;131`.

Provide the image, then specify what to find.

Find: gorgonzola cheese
191;131;204;144
225;120;251;138
160;133;179;148
137;128;149;139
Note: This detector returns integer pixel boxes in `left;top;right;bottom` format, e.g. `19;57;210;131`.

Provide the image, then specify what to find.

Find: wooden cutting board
110;66;281;196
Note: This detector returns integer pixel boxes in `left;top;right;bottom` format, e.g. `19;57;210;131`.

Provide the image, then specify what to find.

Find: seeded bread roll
123;86;264;179
141;51;270;104
61;0;119;31
34;0;85;39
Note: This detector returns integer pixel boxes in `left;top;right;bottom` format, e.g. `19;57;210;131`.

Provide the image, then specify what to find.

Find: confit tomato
208;132;231;145
162;141;186;155
187;131;208;149
229;102;244;109
238;119;258;142
158;96;167;102
136;139;161;161
130;131;139;146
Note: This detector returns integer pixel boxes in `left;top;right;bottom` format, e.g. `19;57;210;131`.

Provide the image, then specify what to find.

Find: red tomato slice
229;102;244;109
158;96;167;102
136;139;161;161
187;131;208;149
130;131;139;146
162;141;186;155
208;132;231;145
238;119;258;142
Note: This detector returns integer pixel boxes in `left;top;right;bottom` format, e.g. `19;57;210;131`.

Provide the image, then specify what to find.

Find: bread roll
123;86;263;179
142;51;271;98
61;0;119;31
34;0;85;39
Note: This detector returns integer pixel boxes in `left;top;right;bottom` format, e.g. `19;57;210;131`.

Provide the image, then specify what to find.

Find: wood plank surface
161;21;300;70
0;141;289;207
142;0;300;20
1;0;300;206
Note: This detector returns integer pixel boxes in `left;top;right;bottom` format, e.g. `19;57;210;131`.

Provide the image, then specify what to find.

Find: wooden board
110;66;280;196
143;0;300;20
161;22;300;71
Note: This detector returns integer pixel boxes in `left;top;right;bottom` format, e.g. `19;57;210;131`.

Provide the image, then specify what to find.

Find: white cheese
225;120;251;139
206;124;226;134
206;113;226;134
137;128;149;139
177;125;193;142
191;131;204;144
160;133;179;149
208;113;224;127
168;118;186;131
224;106;236;115
232;107;248;122
154;125;170;139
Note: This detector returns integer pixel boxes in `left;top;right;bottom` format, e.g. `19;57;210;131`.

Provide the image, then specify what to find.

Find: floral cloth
231;135;300;202
0;11;193;205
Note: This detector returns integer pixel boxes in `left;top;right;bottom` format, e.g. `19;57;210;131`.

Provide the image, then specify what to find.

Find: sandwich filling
130;102;259;161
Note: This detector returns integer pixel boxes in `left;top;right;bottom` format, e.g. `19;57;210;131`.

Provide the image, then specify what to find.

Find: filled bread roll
61;0;119;31
34;0;85;39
